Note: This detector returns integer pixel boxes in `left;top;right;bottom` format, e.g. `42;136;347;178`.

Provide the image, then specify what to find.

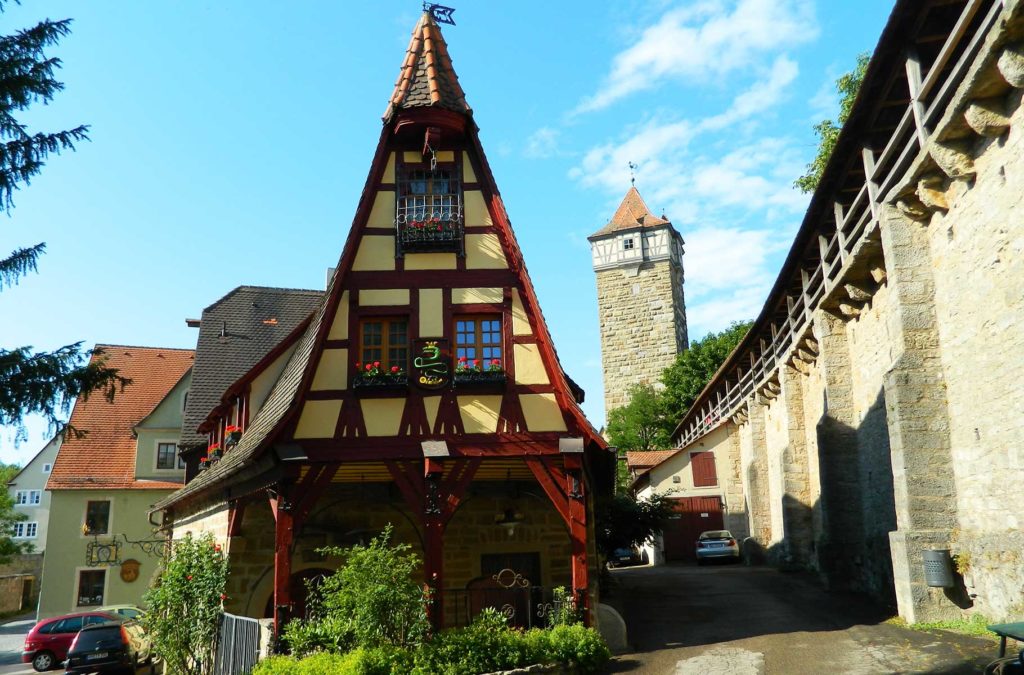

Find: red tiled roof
47;345;194;491
625;450;677;470
383;10;471;122
589;187;671;239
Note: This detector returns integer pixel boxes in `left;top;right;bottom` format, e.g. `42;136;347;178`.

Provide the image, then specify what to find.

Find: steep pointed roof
588;187;671;240
383;10;471;122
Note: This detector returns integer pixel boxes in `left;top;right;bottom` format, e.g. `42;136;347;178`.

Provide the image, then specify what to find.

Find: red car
21;611;121;672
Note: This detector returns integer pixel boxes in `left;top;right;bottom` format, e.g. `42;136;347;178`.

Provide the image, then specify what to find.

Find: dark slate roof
383;10;471;122
179;286;323;450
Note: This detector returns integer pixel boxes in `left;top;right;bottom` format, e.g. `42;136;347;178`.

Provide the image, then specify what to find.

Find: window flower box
199;457;210;472
397;217;464;254
225;426;242;445
207;444;222;460
454;358;506;389
352;361;408;393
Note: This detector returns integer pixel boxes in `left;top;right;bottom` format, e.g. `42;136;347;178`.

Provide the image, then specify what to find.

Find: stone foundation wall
595;260;685;415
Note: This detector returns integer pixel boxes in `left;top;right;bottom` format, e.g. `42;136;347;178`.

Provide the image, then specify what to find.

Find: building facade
155;10;613;636
589;188;687;417
664;0;1024;623
7;435;60;555
38;346;193;619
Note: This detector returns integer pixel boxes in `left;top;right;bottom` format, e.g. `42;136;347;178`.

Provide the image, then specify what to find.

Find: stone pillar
779;365;815;568
721;422;750;540
739;400;771;560
878;205;958;623
812;309;865;590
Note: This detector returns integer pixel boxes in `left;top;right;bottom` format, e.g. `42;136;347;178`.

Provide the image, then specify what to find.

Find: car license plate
87;652;109;660
711;543;724;548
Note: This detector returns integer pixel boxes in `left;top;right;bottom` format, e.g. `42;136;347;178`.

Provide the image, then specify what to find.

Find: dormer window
396;164;463;255
623;238;634;251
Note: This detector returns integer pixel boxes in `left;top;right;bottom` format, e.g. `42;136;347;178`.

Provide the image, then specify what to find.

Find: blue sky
0;0;895;464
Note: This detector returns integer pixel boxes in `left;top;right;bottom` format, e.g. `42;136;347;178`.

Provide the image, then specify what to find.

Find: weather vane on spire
423;3;456;25
628;161;638;187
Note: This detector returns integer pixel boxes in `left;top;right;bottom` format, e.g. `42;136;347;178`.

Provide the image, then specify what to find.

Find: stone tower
589;187;687;418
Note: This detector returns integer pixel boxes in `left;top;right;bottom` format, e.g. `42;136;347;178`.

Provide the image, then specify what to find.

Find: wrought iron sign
413;339;450;390
85;533;171;567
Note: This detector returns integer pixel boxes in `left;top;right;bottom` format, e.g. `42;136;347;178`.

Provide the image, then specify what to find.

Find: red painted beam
272;502;294;637
525;457;570;527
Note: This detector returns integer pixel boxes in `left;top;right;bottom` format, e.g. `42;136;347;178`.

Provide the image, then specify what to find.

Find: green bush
284;525;428;656
253;648;415;675
413;610;533;674
543;623;611;673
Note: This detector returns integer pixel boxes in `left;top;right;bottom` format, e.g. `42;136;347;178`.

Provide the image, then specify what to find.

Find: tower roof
383;10;471;122
588;187;670;240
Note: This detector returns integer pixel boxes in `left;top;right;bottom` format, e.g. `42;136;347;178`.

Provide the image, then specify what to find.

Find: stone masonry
595;259;687;414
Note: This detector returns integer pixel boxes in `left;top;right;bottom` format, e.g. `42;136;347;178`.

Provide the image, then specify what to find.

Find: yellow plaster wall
310;349;348;391
367;191;394;229
462;153;477;182
520;394;567;432
360;399;405;437
513;344;549;385
458;395;503;434
359;289;410;306
403;151;423;163
511;289;531;335
453;287;502;304
382;153;396;183
327;291;350;340
436;150;454;162
405;253;457;270
352;236;396;272
293;400;342;439
424;396;441;431
420;289;444;337
463;190;493;227
465;233;508;270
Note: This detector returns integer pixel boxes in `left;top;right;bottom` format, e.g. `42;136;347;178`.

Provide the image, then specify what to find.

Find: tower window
396;164;464;254
623;238;634;251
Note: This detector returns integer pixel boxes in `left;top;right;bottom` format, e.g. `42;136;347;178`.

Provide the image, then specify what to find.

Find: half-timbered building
154;9;613;634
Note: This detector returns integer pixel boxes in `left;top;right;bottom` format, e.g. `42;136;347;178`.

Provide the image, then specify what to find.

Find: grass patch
885;613;1001;642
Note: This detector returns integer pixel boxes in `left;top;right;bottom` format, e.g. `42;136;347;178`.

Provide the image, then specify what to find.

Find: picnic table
988;621;1024;658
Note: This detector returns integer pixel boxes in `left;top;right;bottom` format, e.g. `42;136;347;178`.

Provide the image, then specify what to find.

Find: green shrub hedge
253;611;611;675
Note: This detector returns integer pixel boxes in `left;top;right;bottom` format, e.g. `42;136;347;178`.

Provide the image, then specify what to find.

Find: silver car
696;530;740;564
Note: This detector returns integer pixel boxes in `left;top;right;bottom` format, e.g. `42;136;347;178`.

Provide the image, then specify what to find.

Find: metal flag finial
628;161;637;187
423;3;456;25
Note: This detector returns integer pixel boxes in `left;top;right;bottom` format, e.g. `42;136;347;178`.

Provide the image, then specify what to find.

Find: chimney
326;267;336;290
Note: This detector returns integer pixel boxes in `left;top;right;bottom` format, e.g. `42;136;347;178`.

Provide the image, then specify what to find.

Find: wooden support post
564;454;590;626
423;461;444;631
271;493;294;638
862;147;880;223
905;50;929;145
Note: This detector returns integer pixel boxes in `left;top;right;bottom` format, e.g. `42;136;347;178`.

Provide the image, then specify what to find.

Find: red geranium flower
458;356;467;362
365;364;372;371
355;361;361;369
473;359;481;366
391;365;399;373
373;361;381;368
491;359;501;365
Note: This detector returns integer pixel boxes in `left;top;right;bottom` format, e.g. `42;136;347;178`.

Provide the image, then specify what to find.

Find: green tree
0;8;128;442
605;384;672;453
0;462;29;563
660;321;753;424
595;493;674;557
794;53;870;193
143;532;229;675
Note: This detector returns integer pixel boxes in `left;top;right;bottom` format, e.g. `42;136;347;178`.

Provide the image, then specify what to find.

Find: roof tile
588;187;671;240
47;346;194;491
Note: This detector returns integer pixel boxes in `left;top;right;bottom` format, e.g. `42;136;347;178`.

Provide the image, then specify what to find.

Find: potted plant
199;457;210;472
453;357;506;388
207;443;222;460
352;361;408;392
225;425;242;445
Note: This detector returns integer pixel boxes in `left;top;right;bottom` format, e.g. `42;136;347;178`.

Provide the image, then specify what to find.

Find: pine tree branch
0;241;43;288
0;344;133;440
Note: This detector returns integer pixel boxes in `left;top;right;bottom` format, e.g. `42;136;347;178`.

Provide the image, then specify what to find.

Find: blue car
696;530;740;564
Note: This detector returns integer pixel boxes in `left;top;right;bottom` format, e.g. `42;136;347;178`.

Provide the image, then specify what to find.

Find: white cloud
575;0;817;114
524;127;561;159
700;56;799;132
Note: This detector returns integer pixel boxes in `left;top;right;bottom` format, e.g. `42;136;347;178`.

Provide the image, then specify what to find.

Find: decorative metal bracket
84;532;171;566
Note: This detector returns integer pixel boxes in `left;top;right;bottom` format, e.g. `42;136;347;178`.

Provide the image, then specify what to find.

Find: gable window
15;490;40;506
12;522;37;538
157;442;178;470
359;318;409;372
42;463;52;473
454;316;502;368
623;238;634;251
84;501;111;535
77;570;105;606
396;164;463;254
691;451;718;487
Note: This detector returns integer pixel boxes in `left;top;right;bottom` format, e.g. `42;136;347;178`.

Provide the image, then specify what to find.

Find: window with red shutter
691;451;718;487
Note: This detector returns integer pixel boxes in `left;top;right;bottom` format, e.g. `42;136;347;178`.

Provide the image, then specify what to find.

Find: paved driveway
0;615;33;675
605;563;996;674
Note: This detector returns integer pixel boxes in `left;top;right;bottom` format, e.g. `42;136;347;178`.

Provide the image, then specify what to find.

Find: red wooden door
662;496;724;561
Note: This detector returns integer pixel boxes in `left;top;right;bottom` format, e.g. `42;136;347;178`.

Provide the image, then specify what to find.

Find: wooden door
662;496;724;561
